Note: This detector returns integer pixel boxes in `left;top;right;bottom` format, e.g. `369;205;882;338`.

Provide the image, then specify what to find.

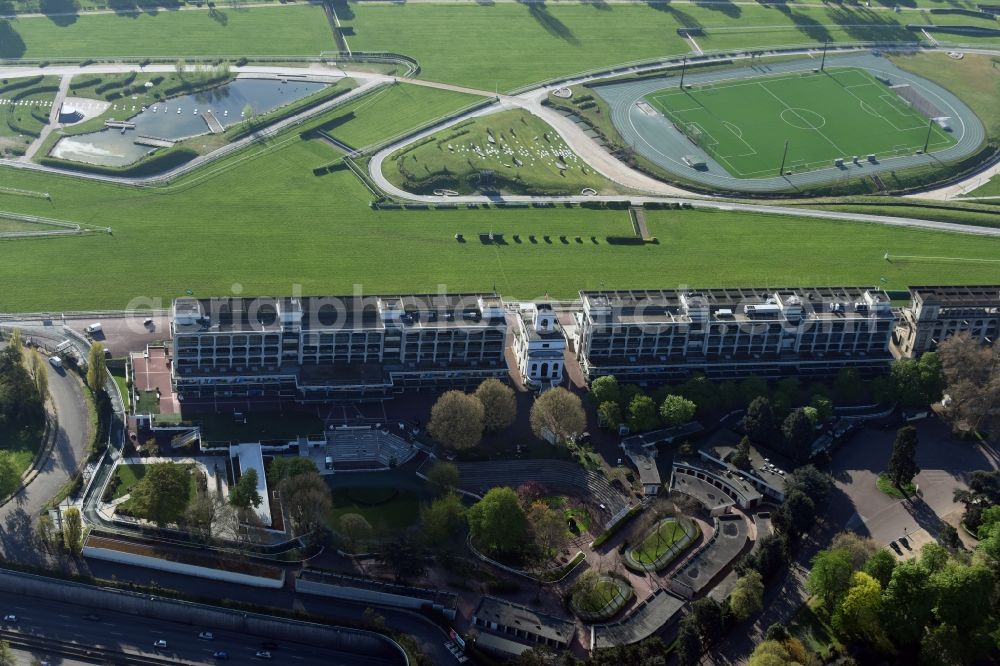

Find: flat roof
474;632;533;657
233;442;271;527
910;285;1000;306
473;596;575;644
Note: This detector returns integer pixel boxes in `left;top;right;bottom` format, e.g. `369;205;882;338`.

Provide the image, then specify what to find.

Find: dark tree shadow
0;19;25;59
330;0;355;20
655;3;703;30
583;0;611;10
693;0;740;19
208;6;228;26
827;7;914;43
39;0;79;25
527;3;580;46
789;11;833;43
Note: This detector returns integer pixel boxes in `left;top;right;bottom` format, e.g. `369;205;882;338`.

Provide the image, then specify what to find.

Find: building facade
572;287;896;383
170;294;507;409
893;285;1000;357
511;302;566;389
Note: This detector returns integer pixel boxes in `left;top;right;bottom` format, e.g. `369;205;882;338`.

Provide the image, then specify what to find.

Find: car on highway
213;651;229;660
2;615;16;623
199;631;215;640
153;639;168;649
255;650;272;659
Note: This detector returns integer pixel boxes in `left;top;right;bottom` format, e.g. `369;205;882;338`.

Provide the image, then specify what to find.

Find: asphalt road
0;589;394;666
0;339;90;562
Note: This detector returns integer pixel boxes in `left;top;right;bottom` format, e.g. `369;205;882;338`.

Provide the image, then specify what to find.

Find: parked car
84;323;102;335
199;632;215;640
213;651;229;660
255;650;272;660
48;356;63;369
153;640;168;649
2;615;16;623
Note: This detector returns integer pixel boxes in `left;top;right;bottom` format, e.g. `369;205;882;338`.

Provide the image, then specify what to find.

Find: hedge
0;76;44;95
39;147;199;177
591;504;644;548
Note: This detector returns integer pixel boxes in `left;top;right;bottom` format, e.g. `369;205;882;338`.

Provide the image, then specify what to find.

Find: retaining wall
83;546;284;589
296;578;457;619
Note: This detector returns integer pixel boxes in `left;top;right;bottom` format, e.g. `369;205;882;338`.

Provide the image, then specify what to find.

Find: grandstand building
893;285;1000;357
571;287;896;382
510;302;566;389
170;293;507;409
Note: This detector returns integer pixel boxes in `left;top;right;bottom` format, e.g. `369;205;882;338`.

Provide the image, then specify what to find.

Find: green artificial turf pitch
646;67;956;178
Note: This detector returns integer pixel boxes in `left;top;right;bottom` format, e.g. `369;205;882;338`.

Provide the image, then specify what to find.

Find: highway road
0;589;396;666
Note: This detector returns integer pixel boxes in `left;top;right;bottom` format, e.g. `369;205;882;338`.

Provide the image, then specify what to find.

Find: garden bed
624;517;699;573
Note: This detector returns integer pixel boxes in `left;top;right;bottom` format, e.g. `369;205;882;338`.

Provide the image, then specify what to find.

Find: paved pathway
23;74;71;161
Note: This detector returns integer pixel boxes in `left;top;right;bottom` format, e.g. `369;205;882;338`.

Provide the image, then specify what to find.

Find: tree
175;58;187;78
832;571;883;641
831;531;878;570
626;394;659;433
781;408;814;462
747;639;813;666
739;375;768;406
674;615;703;666
954;470;1000;532
425;461;459;495
743;396;775;444
474;378;517;431
689;597;725;645
35;513;57;552
660;394;696;426
86;342;107;393
467;486;528;555
526;500;566;557
937;333;1000;434
229;467;263;510
806;548;854;608
267;456;316;485
890;354;944;407
421;491;466;546
279;471;331;540
785;465;833;509
833;367;864;404
597;400;622;430
589;375;620;406
0;452;19;499
428;390;484;450
731;436;751;470
184;490;220;542
773;489;815;539
887;425;920;492
881;560;935;645
729;570;764;621
810;394;833;423
130;463;192;526
0;640;15;666
62;506;83;555
737;533;787;581
338;513;373;552
379;535;426;583
529;387;585;444
863;549;896;589
30;352;48;402
931;562;994;631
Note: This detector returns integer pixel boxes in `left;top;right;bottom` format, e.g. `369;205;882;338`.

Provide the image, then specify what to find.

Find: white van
85;322;102;334
48;356;63;369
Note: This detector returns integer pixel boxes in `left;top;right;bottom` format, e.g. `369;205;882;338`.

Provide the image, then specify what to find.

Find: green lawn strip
877;472;916;499
387;108;618;195
3;146;1000;309
3;4;333;59
0;421;44;477
810;203;1000;229
889;52;1000;143
112;374;130;412
327;487;421;534
309;83;479;151
965;176;1000;198
0;217;42;232
135;390;159;415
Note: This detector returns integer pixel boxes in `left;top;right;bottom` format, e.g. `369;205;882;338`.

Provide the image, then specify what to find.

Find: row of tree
0;331;48;498
589;375;696;433
427;380;588;450
805;530;999;664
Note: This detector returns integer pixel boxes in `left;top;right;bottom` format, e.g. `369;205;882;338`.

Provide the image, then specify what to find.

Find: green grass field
647;67;954;178
631;519;687;565
0;4;332;60
0;420;42;478
310;83;479;151
388;108;615;195
328;486;421;534
0;75;58;154
966;176;1000;197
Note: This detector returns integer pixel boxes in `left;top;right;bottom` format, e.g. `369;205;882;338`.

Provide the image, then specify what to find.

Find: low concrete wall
297;579;457;620
0;568;406;663
83;546;284;589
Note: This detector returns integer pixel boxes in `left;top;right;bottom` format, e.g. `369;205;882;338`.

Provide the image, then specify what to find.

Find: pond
51;78;329;167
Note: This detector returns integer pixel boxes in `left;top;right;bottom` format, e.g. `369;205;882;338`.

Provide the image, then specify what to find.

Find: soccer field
646;67;956;178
